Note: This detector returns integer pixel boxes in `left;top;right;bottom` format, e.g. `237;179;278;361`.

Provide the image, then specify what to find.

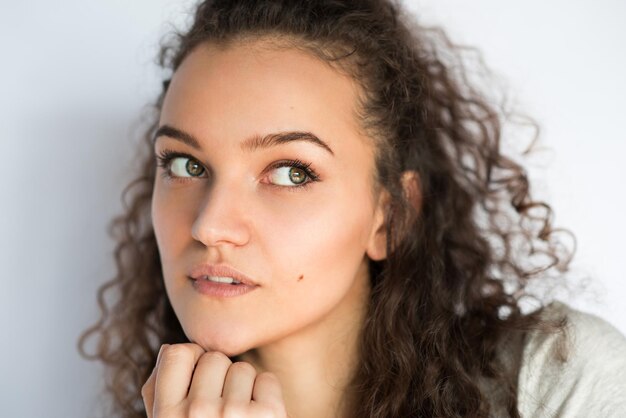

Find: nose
191;180;251;248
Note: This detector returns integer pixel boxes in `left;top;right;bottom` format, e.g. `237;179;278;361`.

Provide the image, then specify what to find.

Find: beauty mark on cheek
297;274;304;282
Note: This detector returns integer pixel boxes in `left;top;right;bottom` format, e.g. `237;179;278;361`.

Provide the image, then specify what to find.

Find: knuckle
201;350;232;364
256;371;279;384
160;344;193;363
140;376;153;398
187;399;218;418
153;404;177;418
230;361;256;375
254;404;283;418
222;403;247;418
255;371;281;392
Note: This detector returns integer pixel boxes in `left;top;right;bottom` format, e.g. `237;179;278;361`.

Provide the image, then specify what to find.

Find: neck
238;261;370;418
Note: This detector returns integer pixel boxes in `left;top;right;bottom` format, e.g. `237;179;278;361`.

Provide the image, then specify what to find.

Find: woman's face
151;40;389;356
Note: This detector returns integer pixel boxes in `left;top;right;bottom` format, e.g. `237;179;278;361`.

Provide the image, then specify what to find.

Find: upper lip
188;263;258;286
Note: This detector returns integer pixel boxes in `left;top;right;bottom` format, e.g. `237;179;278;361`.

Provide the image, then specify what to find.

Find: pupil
289;168;305;184
186;160;203;176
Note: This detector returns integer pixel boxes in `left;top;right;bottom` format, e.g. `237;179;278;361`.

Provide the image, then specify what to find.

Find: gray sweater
515;301;626;417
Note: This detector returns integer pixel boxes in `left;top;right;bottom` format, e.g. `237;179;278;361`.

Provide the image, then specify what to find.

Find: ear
365;186;391;261
401;170;422;215
365;170;421;261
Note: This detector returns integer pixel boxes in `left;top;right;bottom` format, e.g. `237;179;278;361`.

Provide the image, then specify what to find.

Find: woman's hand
141;343;289;418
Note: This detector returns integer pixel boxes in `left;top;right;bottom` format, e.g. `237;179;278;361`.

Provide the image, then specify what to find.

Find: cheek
253;190;373;333
151;186;195;267
259;184;374;289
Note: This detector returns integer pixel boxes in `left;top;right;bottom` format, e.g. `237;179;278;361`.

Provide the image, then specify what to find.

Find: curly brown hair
78;0;576;416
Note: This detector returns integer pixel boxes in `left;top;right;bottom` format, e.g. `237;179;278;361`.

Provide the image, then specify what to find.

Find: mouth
188;275;259;298
193;275;243;285
187;263;258;287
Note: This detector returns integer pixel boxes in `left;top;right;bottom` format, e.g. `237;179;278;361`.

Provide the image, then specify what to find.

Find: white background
1;1;624;417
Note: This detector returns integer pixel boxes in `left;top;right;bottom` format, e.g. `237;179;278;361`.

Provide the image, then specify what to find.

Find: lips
187;263;258;287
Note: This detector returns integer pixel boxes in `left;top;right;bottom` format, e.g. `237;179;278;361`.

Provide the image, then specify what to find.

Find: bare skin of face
149;39;391;418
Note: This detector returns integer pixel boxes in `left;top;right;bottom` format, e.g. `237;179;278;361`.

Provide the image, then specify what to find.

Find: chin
184;326;256;357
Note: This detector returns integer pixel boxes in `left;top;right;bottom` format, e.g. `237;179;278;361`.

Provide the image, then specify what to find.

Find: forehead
159;39;374;159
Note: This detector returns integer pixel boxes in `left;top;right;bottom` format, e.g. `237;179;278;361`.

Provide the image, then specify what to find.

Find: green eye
156;149;320;191
170;157;205;177
269;166;308;186
265;159;320;191
155;149;207;181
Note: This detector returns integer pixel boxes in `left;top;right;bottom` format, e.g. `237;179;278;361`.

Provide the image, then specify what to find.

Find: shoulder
517;300;626;417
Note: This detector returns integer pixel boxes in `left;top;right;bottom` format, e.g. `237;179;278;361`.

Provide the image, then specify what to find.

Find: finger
141;367;156;418
252;372;285;409
141;344;168;418
154;343;206;412
222;362;257;404
187;351;232;401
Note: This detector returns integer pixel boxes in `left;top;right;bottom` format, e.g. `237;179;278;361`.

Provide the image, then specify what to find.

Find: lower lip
190;278;258;298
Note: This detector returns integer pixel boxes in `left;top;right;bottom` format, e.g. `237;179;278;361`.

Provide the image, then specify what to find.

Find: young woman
79;1;626;417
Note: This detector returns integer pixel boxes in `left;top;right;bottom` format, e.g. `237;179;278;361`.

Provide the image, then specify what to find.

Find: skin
147;39;394;418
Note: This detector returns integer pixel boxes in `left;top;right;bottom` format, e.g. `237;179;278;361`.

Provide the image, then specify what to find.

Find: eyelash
154;148;320;191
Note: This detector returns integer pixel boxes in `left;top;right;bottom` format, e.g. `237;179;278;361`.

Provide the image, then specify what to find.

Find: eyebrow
152;124;334;156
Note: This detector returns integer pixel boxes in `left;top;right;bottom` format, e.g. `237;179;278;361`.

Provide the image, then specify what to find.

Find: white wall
406;0;626;327
1;1;624;417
